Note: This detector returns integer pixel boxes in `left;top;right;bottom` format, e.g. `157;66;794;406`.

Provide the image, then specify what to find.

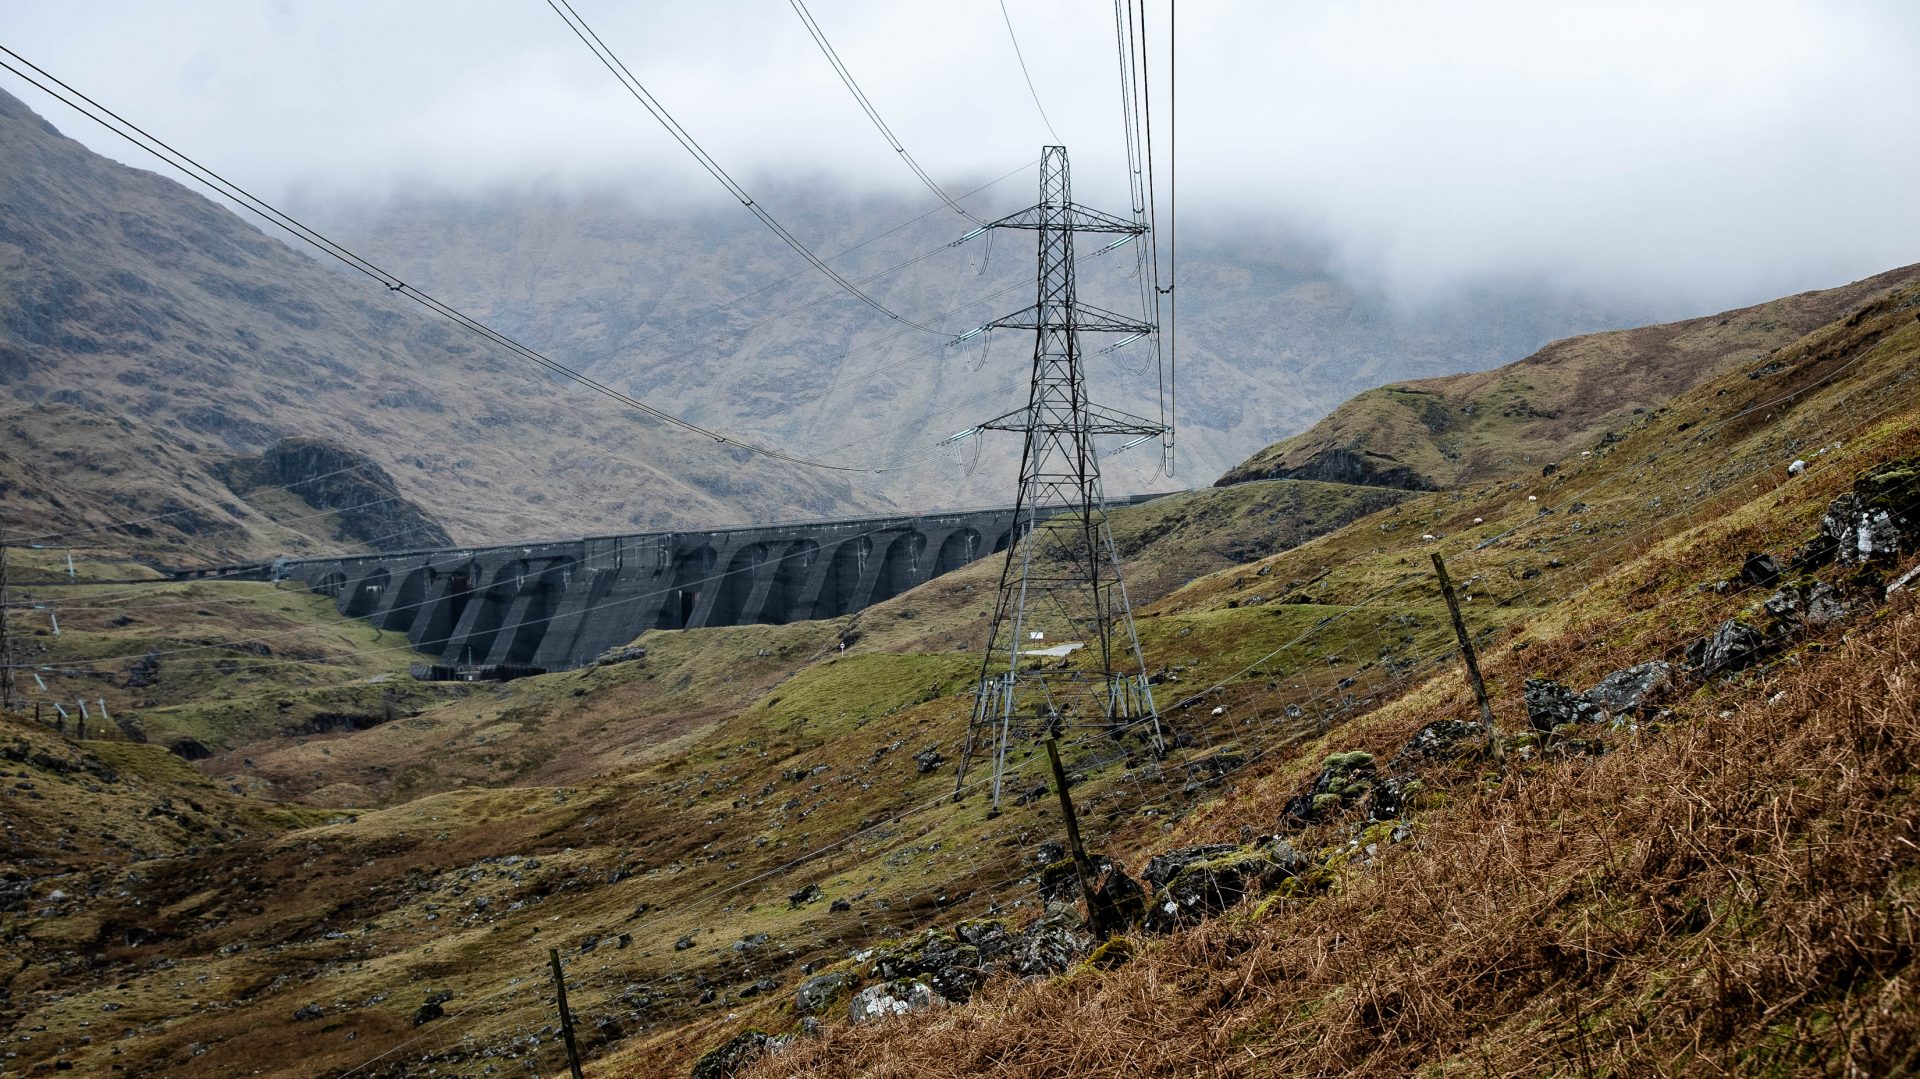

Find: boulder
1581;661;1676;717
865;928;984;1002
594;645;648;667
788;883;822;909
1281;752;1381;823
1762;581;1851;639
848;979;939;1024
1523;678;1608;733
1739;552;1783;588
1685;619;1768;678
691;1029;786;1078
1804;582;1848;627
1008;906;1090;976
1089;862;1148;938
1142;839;1308;933
1387;719;1484;771
912;747;945;774
794;972;850;1015
1140;844;1240;889
1817;493;1905;565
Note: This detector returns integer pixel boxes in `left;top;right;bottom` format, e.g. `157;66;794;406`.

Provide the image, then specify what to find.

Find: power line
0;46;881;476
787;0;984;226
543;0;952;336
996;0;1061;143
566;159;1033;373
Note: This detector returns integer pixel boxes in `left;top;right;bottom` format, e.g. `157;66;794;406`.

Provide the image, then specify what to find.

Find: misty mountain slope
1217;261;1920;490
0;89;871;558
294;184;1677;498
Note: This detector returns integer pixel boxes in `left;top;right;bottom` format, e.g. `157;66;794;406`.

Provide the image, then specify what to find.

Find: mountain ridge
0;87;872;559
1216;261;1920;490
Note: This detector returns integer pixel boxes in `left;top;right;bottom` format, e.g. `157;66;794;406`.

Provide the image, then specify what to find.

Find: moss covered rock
1141;839;1310;933
690;1029;785;1078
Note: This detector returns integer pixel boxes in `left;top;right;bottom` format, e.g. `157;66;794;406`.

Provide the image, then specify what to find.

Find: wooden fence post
548;947;585;1079
1432;553;1503;763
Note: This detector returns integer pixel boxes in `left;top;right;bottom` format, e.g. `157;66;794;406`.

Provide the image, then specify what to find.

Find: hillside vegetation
0;88;867;558
4;259;1917;1077
1216;262;1920;491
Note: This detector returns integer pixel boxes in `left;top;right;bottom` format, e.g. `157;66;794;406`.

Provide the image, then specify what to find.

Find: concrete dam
185;497;1165;671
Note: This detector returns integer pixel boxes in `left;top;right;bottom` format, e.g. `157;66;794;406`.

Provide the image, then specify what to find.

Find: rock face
794;973;851;1016
228;437;452;551
1283;752;1381;823
1217;445;1440;491
848;979;940;1024
690;1029;785;1078
1686;619;1768;678
1581;662;1676;717
1140;840;1308;933
1387;719;1485;770
1523;678;1610;732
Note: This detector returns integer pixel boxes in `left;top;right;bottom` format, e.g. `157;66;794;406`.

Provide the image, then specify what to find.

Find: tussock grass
748;590;1920;1078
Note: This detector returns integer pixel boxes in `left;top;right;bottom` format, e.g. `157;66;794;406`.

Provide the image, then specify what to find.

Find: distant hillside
0;89;869;560
1215;263;1920;490
295;188;1678;499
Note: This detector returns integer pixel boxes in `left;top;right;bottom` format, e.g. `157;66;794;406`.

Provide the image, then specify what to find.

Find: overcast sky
8;0;1920;310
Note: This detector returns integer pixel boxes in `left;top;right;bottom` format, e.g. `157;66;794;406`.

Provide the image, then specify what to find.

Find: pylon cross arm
987;302;1153;335
983;202;1146;235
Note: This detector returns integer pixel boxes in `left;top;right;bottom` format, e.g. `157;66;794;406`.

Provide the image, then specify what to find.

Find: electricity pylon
953;145;1165;812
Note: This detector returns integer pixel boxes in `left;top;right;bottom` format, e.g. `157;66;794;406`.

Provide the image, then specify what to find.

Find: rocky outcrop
1798;452;1920;568
848;980;939;1024
224;436;451;551
1387;719;1485;770
1283;751;1382;823
1686;619;1768;679
1582;661;1676;717
691;1029;785;1078
793;973;850;1016
1217;445;1440;491
1140;839;1310;933
1764;582;1848;638
1523;678;1610;732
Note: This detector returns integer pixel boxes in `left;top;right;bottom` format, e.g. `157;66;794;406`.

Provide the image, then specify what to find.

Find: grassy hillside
303;189;1676;506
1216;262;1920;491
2;276;1915;1077
0;88;868;557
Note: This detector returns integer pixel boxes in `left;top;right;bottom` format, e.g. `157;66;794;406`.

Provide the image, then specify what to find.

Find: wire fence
313;322;1920;1075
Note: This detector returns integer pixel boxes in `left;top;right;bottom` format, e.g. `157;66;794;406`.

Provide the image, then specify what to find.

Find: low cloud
8;0;1918;312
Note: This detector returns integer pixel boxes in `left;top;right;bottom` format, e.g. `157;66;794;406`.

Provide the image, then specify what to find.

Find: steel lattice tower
954;146;1166;811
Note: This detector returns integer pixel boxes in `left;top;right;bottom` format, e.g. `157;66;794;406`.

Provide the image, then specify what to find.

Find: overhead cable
996;0;1061;143
787;0;984;226
543;0;951;335
0;46;888;475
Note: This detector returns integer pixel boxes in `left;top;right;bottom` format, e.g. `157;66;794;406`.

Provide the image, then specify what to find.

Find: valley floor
3;282;1919;1078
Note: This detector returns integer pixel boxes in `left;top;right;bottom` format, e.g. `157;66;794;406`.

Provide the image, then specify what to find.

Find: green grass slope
1216;262;1920;491
2;277;1916;1077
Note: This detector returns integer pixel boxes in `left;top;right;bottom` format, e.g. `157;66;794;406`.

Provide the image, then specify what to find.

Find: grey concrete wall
261;506;1037;669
